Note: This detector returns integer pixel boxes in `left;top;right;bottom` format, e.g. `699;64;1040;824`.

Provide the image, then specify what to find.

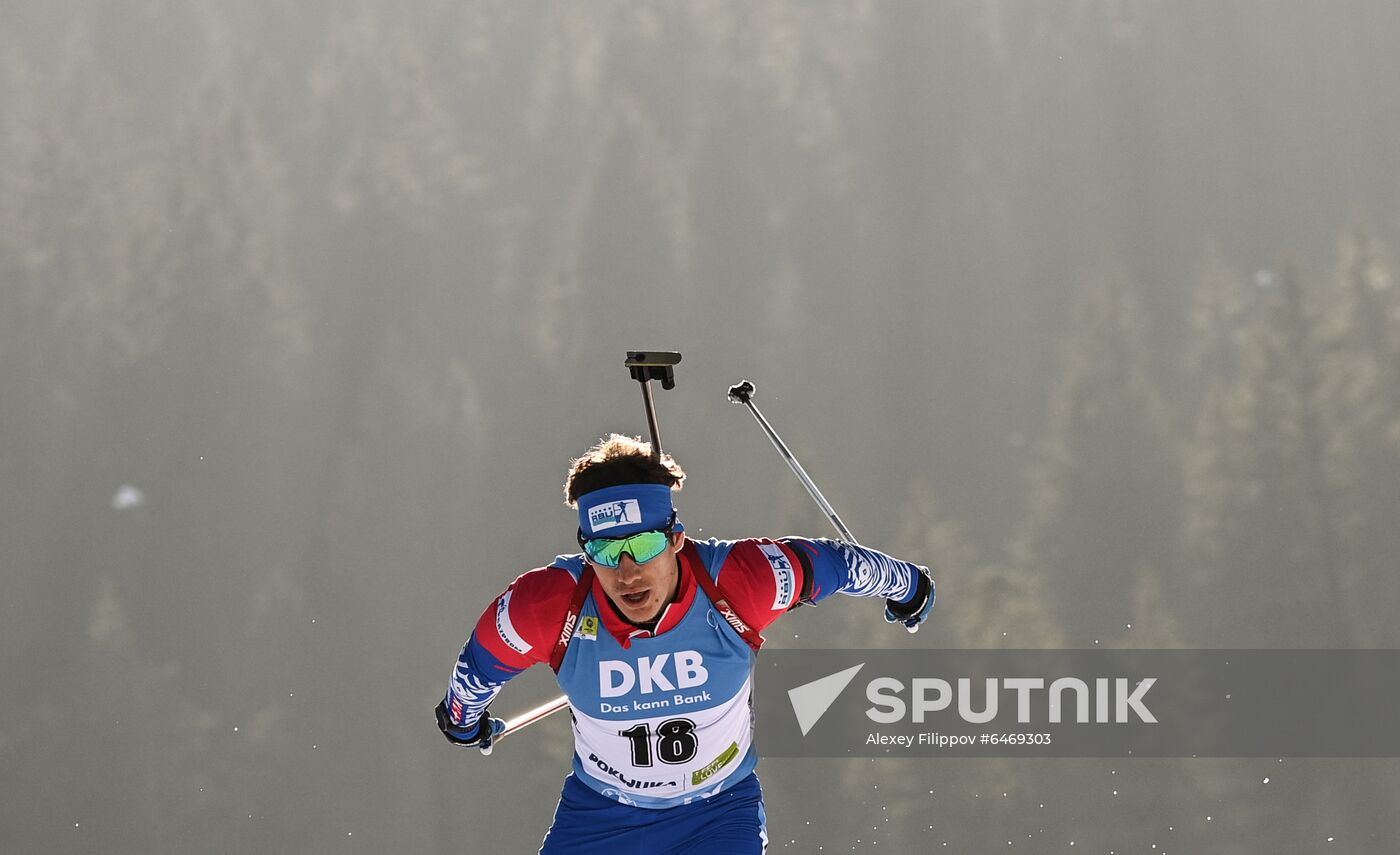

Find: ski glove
884;565;935;633
435;699;506;754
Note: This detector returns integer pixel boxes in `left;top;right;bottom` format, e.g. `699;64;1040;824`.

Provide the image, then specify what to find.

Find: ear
669;531;685;552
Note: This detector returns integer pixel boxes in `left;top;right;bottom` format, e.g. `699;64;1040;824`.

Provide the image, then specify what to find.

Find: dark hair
563;434;686;507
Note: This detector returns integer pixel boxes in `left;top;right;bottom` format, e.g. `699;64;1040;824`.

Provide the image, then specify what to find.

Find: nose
615;554;644;582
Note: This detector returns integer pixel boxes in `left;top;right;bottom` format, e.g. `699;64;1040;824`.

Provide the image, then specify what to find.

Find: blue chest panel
557;584;754;720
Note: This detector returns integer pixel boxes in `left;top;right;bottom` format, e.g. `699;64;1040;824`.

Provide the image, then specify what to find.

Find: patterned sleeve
779;538;924;606
442;565;577;728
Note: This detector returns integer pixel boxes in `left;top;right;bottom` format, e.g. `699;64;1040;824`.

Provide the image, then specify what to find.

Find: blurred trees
1317;232;1400;647
1010;264;1181;647
1179;236;1400;648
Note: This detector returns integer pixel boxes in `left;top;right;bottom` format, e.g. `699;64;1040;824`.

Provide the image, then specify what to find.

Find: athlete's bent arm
436;564;577;746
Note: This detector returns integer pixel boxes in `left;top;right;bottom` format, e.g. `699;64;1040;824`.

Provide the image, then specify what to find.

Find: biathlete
435;434;935;853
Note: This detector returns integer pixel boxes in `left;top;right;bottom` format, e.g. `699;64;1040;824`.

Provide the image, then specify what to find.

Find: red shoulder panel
472;565;579;670
716;539;807;632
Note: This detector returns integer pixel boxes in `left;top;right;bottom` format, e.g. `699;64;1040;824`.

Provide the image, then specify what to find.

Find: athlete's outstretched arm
707;538;934;633
778;538;923;602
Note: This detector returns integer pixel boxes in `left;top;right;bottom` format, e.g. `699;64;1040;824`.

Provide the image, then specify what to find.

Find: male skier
435;434;935;853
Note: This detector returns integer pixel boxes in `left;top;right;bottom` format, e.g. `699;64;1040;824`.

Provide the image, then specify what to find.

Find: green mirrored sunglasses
578;528;673;568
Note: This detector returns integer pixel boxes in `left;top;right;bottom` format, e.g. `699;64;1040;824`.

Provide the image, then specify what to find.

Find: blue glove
435;699;506;754
884;565;935;633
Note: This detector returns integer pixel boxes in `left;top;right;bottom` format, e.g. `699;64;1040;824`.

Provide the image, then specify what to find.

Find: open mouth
620;591;649;607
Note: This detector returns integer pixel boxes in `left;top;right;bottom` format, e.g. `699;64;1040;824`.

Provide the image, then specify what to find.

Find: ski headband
576;483;681;539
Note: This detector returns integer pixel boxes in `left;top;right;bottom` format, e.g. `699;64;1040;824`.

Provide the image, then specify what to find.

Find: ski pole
625;351;681;459
482;695;570;754
726;379;858;544
728;380;930;634
485;352;683;750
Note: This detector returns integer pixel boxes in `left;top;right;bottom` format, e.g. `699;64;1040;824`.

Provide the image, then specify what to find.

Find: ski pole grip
727;380;755;404
625;351;681;390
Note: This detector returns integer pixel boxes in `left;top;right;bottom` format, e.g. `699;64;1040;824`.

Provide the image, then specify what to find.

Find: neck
607;595;662;633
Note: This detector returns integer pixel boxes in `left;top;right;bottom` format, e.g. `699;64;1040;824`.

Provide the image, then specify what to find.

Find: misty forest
4;1;1400;853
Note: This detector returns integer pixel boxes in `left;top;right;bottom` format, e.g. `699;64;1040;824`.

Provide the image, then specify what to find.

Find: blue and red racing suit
443;536;927;814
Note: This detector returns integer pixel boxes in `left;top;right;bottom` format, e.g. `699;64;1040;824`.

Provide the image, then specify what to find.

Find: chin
631;602;664;622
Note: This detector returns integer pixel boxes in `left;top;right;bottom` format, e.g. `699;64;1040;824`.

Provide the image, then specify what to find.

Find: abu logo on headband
588;499;642;532
577;483;677;538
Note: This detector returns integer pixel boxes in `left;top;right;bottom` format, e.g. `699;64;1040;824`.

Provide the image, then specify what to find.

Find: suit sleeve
441;565;576;729
713;537;927;632
780;538;926;606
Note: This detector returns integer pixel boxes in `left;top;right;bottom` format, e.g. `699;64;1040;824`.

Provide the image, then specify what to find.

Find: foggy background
4;1;1400;852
